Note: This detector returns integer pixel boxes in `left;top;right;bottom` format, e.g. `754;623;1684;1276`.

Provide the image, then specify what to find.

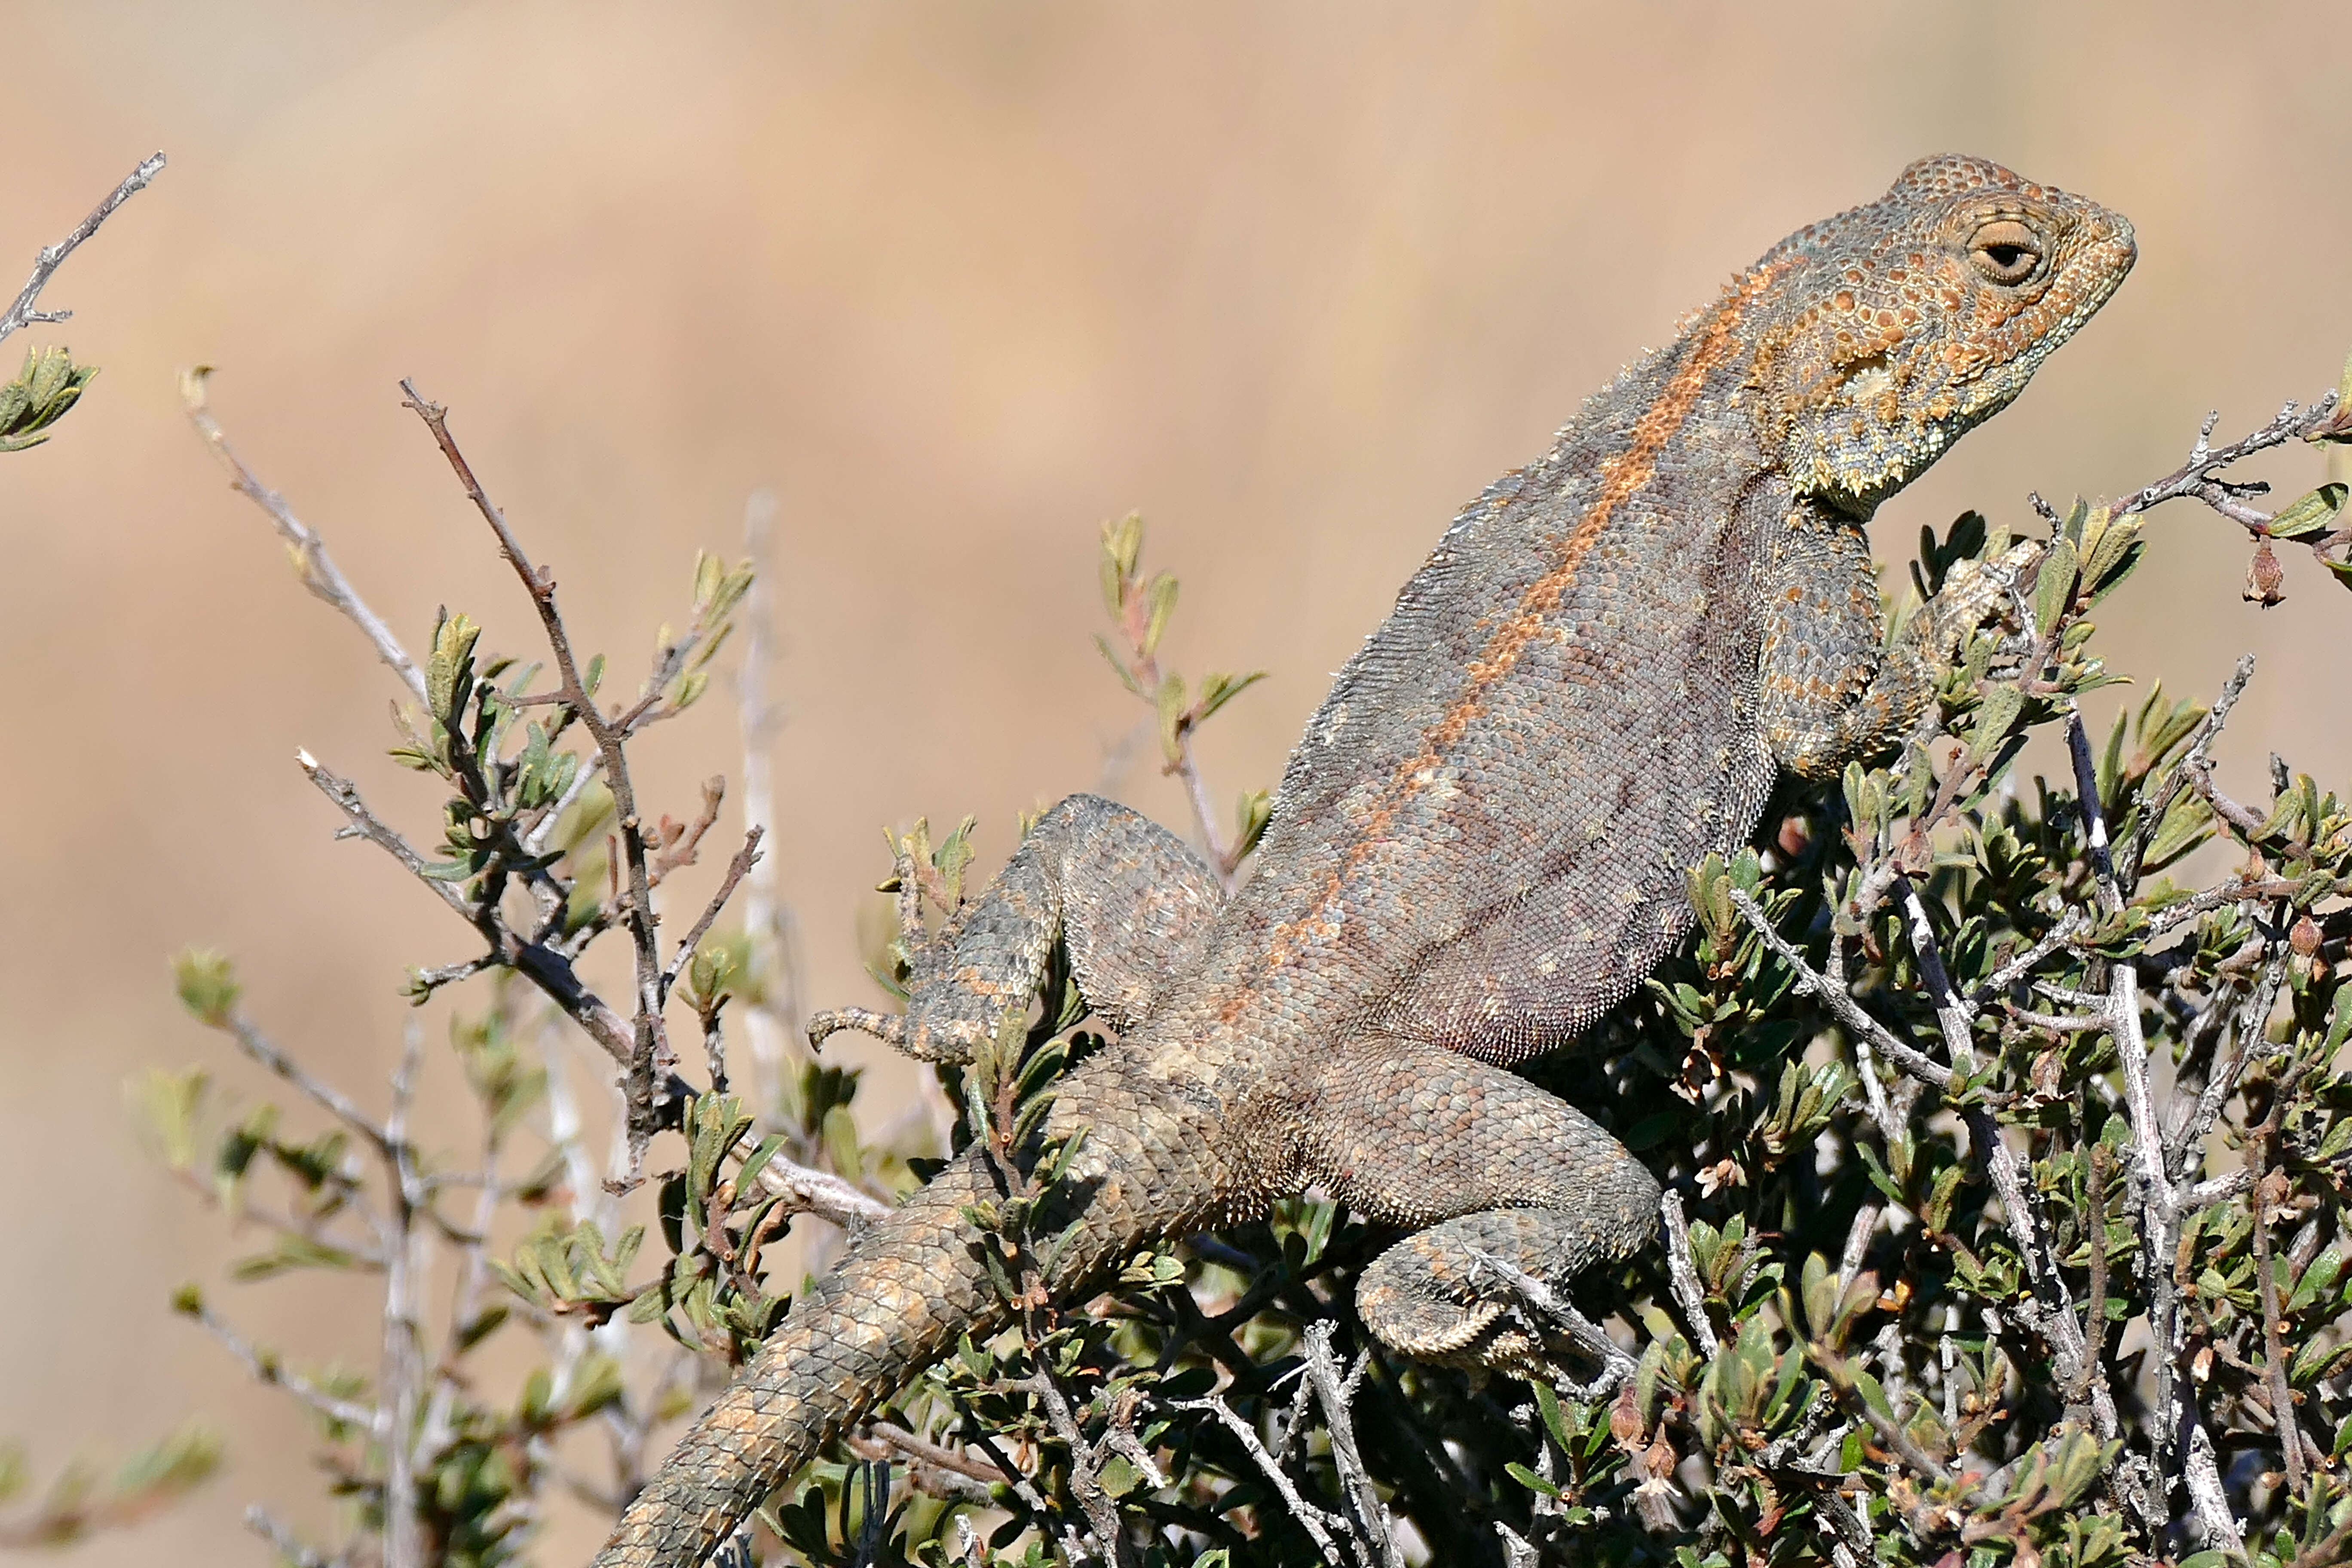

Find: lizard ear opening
1968;219;2043;285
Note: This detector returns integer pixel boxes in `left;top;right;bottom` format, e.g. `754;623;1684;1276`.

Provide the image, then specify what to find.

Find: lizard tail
591;1149;1007;1567
592;1064;1233;1568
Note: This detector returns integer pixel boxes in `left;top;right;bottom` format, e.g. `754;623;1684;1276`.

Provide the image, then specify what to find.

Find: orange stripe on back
1234;262;1782;1017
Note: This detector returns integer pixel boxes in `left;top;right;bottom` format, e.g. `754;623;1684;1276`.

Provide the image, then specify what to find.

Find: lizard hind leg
1302;1041;1660;1381
808;793;1225;1063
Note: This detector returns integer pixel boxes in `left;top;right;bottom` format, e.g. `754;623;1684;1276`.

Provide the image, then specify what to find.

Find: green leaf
1193;670;1266;725
821;1104;864;1182
426;611;482;726
1233;788;1273;861
1143;573;1179;657
1850;1367;1896;1425
1100;513;1144;614
2269;483;2348;541
1504;1461;1560;1497
132;1069;210;1170
172;951;242;1027
2033;536;2079;634
735;1133;787;1196
0;347;98;452
1156;674;1188;763
230;1234;362;1280
562;1351;625;1420
2293;1246;2346;1314
1093;634;1142;696
1971;683;2023;764
1097;1451;1140;1498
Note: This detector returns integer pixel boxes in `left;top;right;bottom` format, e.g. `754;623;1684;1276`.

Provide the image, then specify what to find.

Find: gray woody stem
0;152;165;346
183;369;426;703
380;1023;428;1568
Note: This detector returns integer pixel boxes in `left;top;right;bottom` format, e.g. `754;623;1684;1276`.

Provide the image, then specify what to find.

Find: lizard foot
1356;1207;1653;1389
806;1004;983;1063
805;796;1224;1066
1926;537;2046;650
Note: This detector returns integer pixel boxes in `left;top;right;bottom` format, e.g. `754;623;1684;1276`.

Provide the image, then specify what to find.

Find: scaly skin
598;154;2135;1566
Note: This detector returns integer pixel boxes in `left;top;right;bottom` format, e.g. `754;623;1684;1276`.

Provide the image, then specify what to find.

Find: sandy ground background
4;4;2350;1563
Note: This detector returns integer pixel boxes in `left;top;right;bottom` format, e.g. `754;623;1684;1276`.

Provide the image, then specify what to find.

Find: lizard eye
1969;220;2043;285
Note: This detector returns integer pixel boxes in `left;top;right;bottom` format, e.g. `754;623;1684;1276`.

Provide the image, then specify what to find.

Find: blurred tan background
4;3;2350;1563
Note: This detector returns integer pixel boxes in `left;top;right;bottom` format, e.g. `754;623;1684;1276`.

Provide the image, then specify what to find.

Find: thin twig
1171;1393;1350;1566
2123;655;2256;891
647;777;726;885
297;752;472;917
863;1421;1005;1488
243;1505;339;1568
1467;1250;1637;1400
1969;910;2086;1008
0;152;165;346
2182;1421;2250;1562
1892;875;1980;1067
1728;889;1951;1090
297;750;640;1065
733;488;799;1110
663;827;766;998
750;1156;892;1231
182;371;426;702
2250;1169;2307;1496
1301;1322;1405;1568
1016;1369;1128;1563
380;1021;428;1568
2114;396;2341;527
219;1006;396;1155
1659;1190;1720;1358
1890;873;2114;1441
2186;761;2275;839
181;1297;382;1434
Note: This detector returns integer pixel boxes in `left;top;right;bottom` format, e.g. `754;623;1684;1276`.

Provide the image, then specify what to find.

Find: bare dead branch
296;750;640;1065
243;1505;341;1568
0;152;165;346
2114;395;2341;527
1170;1393;1351;1566
180;1296;382;1435
664;827;766;998
1728;888;1953;1091
1659;1189;1720;1358
182;371;426;702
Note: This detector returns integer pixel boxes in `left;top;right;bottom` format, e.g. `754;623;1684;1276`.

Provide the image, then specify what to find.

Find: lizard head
1744;153;2136;515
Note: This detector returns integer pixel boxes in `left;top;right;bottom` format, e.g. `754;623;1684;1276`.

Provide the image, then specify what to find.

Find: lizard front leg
1298;1040;1660;1381
810;793;1224;1060
1761;505;2034;779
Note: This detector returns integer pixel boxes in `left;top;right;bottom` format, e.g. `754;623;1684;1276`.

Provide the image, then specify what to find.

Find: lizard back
1179;154;2135;1064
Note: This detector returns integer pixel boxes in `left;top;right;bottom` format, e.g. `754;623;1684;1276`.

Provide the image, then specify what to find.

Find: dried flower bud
2245;538;2285;606
1609;1385;1645;1447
